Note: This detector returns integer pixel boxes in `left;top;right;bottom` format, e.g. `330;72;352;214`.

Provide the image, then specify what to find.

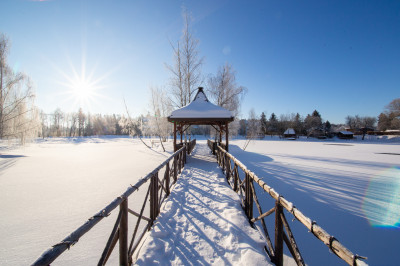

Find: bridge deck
134;141;271;265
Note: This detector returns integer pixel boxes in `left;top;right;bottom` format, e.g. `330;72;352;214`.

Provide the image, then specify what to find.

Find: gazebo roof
167;87;234;123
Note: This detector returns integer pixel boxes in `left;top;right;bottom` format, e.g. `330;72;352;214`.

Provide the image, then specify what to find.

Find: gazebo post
173;122;177;152
180;123;183;144
219;124;222;144
225;121;229;152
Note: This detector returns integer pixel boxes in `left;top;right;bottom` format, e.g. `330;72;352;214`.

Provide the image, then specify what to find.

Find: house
283;128;296;139
337;131;354;139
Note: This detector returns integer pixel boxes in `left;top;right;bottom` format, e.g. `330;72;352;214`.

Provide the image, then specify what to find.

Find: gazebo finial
193;87;209;102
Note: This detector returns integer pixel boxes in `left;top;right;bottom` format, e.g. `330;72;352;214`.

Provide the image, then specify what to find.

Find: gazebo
168;87;234;152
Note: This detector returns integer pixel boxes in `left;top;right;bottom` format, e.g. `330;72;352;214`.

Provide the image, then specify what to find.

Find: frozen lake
0;136;174;265
0;136;399;265
230;138;400;265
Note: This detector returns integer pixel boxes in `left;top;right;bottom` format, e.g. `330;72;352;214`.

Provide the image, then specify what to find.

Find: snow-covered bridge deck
134;142;271;265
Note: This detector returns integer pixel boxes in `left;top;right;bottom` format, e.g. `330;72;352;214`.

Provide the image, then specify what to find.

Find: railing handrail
33;145;187;266
209;140;366;266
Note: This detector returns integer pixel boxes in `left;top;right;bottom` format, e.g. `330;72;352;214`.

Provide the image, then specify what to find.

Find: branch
123;98;152;150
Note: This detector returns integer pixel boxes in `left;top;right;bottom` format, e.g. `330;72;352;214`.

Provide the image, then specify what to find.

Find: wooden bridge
33;139;366;266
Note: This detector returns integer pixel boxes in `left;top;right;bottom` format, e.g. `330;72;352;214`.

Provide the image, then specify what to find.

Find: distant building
283;128;296;139
337;131;354;139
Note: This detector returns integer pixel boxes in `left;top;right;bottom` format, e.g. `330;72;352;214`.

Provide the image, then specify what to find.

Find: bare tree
0;33;38;143
207;63;246;118
243;108;260;150
52;108;63;137
123;98;152;149
149;86;173;152
78;108;85;136
166;8;203;108
384;98;400;130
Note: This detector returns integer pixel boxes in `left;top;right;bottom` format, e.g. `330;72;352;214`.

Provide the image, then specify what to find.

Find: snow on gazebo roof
284;128;296;135
168;87;234;122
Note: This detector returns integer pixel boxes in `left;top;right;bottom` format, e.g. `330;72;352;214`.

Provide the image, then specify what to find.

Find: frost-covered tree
346;115;376;129
0;34;38;143
149;86;173;151
207;63;246;118
243;109;260;150
377;113;390;131
378;98;400;130
166;8;203;108
304;110;322;131
78;108;85;136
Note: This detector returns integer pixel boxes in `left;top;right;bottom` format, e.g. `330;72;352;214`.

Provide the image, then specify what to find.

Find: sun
56;60;107;112
71;77;96;101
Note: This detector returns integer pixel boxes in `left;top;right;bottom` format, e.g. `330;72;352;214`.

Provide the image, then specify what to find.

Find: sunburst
56;55;107;112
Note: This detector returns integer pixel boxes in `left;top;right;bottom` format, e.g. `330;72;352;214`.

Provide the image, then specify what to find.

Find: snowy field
229;137;400;265
0;136;175;265
0;136;399;265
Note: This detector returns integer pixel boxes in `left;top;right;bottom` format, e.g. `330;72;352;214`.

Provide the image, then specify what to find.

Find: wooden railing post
184;146;187;164
245;173;253;220
222;150;226;172
173;156;177;183
119;199;128;266
165;162;170;196
233;163;238;192
178;152;182;174
150;173;159;227
226;155;231;182
274;201;284;266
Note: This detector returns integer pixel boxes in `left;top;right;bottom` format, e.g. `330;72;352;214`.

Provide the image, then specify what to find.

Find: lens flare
362;166;400;228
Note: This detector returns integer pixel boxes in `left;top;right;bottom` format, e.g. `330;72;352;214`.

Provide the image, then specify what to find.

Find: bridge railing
208;140;366;266
186;139;196;154
33;144;191;266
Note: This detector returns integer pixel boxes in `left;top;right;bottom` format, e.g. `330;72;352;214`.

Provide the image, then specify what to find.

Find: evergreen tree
324;120;332;136
268;113;278;135
293;113;303;135
260;112;267;134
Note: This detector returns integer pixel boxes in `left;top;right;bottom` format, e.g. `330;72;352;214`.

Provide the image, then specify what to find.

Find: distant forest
37;97;400;140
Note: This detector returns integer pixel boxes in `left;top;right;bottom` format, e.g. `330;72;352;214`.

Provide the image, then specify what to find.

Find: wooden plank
251;207;275;223
128;186;151;256
249;181;275;258
127;208;151;222
281;211;305;266
98;210;122;266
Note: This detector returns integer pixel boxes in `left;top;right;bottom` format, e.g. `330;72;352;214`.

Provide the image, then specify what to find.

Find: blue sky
1;0;399;124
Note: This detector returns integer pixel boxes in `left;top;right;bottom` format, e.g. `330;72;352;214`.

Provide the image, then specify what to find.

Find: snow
284;128;296;135
1;136;399;265
168;89;233;119
229;137;400;266
0;136;174;265
339;131;354;135
134;143;271;265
